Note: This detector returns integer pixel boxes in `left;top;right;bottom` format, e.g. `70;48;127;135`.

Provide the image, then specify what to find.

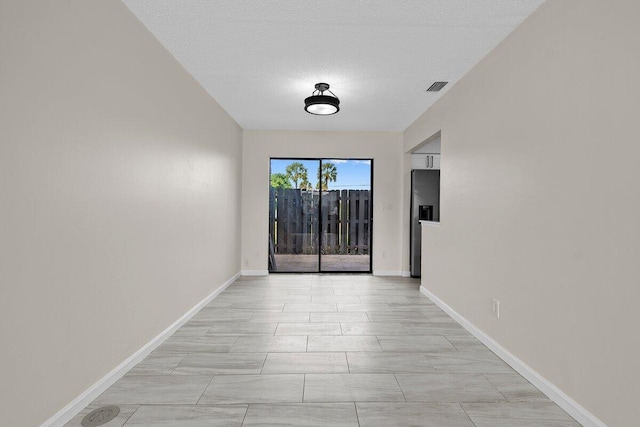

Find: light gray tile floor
275;322;342;335
310;311;370;322
124;405;247;427
67;275;580;426
243;403;359;426
307;335;383;352
262;352;349;374
199;374;304;404
304;374;406;402
346;352;435;374
172;353;267;375
377;335;458;352
340;322;409;335
356;402;476;427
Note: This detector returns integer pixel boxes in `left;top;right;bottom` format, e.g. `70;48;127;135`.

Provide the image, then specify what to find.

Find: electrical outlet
491;298;500;319
382;250;387;259
244;258;249;267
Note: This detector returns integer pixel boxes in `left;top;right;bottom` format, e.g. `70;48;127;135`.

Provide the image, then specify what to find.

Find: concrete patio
273;254;371;272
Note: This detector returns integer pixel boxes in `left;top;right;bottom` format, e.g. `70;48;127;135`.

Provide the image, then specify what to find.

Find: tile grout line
374;334;383;352
195;375;215;406
443;335;462;353
259;351;269;374
167;353;190;375
239;403;250;427
120;404;142;426
392;374;408;402
458;402;479;427
420;352;437;373
353;401;361;427
480;372;509;402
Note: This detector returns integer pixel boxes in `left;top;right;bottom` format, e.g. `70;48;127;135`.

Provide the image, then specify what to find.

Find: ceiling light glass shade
304;83;340;115
305;95;339;115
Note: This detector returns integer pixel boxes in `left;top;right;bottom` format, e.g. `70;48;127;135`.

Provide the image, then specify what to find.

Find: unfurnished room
1;1;638;426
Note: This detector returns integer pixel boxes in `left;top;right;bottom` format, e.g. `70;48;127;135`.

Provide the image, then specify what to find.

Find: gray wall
404;1;640;425
0;2;242;425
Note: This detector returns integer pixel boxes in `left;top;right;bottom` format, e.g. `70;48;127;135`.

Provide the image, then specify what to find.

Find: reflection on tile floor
67;275;581;426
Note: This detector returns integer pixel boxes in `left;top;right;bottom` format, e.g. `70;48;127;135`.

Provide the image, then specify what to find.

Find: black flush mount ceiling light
304;83;340;115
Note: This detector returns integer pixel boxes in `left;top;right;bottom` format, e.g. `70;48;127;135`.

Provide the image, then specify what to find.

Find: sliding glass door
319;159;371;272
269;159;320;272
269;158;372;273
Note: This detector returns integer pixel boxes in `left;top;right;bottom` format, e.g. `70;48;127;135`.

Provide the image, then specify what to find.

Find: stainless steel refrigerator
410;169;440;277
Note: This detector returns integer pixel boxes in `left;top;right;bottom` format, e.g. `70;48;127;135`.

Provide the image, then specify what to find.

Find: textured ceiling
122;0;545;132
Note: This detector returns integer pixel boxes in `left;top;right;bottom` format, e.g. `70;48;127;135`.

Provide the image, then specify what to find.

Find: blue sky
270;159;371;190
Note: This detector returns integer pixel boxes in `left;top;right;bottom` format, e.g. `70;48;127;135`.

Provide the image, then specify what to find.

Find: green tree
270;173;292;189
317;162;338;191
285;162;308;189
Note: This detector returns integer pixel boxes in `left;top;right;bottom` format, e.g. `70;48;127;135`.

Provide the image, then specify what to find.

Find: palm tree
317;162;338;191
285;162;308;189
299;178;313;191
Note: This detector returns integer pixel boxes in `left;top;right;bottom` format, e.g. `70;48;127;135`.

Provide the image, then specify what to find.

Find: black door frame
269;157;373;274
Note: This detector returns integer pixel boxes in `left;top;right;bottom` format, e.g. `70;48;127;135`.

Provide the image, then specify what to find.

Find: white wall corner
419;286;607;427
42;272;241;427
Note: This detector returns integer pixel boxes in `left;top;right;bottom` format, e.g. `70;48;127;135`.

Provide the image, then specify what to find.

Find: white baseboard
419;286;606;427
401;270;411;277
42;272;241;427
241;269;269;276
373;270;403;276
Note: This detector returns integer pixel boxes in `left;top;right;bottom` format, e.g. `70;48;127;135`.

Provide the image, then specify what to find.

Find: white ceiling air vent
426;81;448;92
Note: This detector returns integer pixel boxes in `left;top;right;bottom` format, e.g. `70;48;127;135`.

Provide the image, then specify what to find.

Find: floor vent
426;81;448;92
81;406;120;427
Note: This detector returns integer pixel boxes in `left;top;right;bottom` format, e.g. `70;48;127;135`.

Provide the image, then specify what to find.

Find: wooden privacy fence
269;188;371;255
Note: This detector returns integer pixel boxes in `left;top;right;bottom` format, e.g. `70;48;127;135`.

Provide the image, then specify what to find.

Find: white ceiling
122;0;545;132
